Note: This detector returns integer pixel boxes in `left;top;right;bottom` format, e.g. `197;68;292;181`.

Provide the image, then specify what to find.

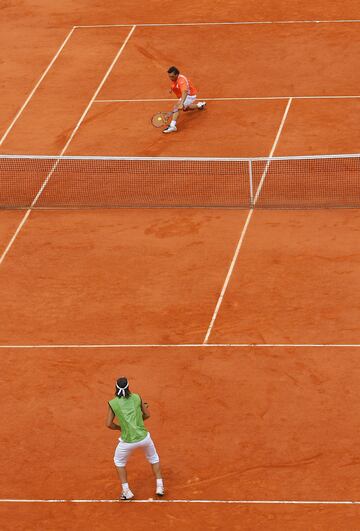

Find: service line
94;95;360;103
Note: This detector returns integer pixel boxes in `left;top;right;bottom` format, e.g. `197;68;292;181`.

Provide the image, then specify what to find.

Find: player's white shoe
120;489;134;500
156;485;165;497
163;125;177;134
197;101;206;110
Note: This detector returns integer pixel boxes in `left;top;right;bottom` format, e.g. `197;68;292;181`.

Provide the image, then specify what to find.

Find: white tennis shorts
180;94;197;109
114;432;160;467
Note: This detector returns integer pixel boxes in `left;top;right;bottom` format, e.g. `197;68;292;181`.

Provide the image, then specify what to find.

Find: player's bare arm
141;399;150;420
106;405;121;430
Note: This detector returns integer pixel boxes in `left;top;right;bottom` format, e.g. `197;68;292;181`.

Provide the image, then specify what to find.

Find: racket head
151;112;171;128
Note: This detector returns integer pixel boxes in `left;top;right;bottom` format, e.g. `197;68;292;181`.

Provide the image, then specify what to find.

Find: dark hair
115;377;131;398
167;66;180;75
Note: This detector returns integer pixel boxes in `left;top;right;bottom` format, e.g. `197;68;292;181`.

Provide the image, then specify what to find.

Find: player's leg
184;95;206;111
151;461;164;495
116;466;134;499
163;96;206;133
140;433;165;496
163;102;181;133
114;440;135;500
187;101;206;110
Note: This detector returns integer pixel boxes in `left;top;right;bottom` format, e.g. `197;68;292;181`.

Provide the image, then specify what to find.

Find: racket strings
151;112;172;128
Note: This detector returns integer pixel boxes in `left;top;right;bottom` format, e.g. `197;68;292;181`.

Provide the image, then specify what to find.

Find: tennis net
0;154;359;209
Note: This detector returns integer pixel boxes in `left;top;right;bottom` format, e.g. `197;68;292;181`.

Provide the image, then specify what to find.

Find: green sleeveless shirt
109;393;148;443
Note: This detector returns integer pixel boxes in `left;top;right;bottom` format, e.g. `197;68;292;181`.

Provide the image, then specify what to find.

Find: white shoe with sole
197;101;206;110
156;485;165;497
120;489;134;500
163;125;177;133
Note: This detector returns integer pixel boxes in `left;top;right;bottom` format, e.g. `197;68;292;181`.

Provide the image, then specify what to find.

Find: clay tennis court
1;3;360;529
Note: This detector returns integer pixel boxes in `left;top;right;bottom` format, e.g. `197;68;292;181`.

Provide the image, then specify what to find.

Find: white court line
203;98;293;344
2;498;360;505
75;19;360;28
0;27;76;147
94;95;360;103
0;343;360;349
0;26;136;268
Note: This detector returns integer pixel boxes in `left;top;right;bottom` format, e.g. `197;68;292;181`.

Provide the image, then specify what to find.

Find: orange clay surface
0;211;25;256
0;209;249;344
210;209;360;345
2;503;360;531
67;99;289;157
2;3;360;530
2;348;360;500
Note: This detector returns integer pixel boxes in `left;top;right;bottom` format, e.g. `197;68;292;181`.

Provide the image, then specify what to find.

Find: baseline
2;499;360;505
1;343;359;348
75;20;360;28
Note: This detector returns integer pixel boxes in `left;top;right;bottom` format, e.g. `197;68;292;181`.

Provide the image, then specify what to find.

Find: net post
248;159;254;208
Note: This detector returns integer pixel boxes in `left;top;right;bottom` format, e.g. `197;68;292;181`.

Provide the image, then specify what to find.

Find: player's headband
116;380;129;397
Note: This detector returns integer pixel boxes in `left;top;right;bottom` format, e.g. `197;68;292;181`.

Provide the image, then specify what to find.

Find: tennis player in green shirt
106;377;164;500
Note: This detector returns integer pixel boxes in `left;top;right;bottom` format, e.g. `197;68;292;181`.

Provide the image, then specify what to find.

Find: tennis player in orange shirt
163;66;206;133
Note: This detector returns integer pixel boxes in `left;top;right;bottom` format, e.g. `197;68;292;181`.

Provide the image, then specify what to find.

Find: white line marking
0;343;360;348
203;210;253;344
0;211;31;267
74;19;360;28
94;95;360;103
57;25;136;156
0;26;136;267
0;27;76;147
203;98;293;344
254;98;293;203
2;498;360;504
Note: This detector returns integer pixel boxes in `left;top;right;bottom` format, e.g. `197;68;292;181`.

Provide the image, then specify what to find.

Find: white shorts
180;94;197;109
113;432;159;467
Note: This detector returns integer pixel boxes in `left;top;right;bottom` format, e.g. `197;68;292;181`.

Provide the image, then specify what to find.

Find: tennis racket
151;110;179;128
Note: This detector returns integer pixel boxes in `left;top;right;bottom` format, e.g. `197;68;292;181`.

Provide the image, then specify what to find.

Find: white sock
156;479;164;487
122;482;130;492
170;120;176;127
